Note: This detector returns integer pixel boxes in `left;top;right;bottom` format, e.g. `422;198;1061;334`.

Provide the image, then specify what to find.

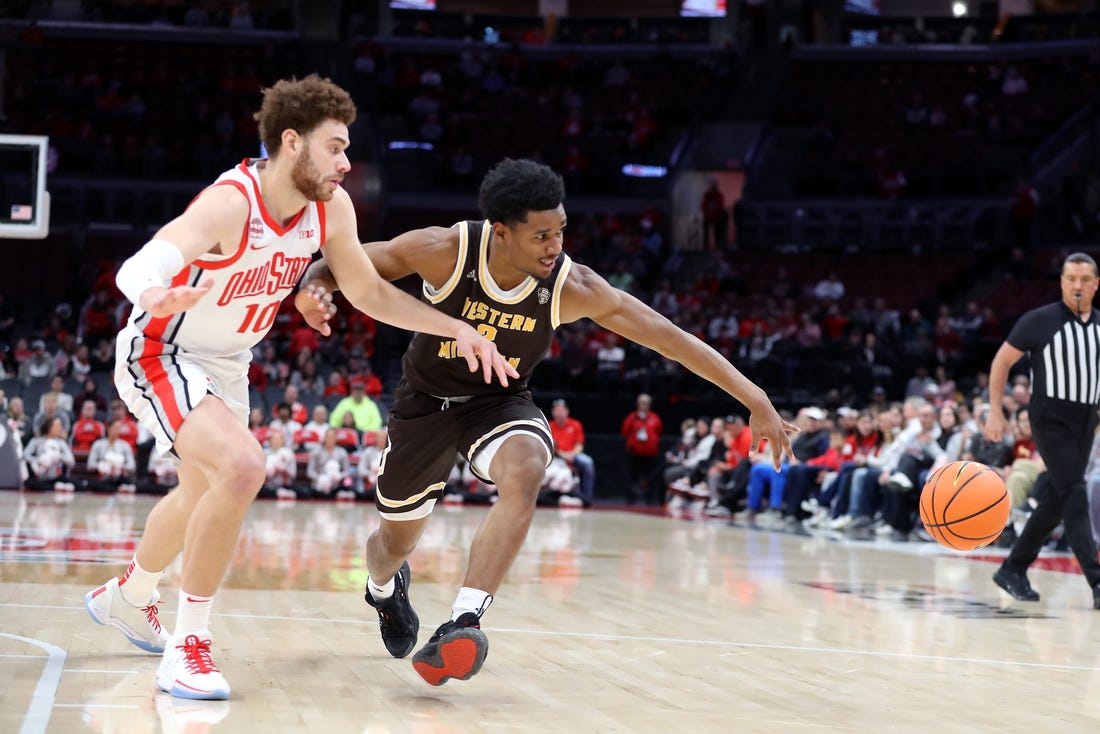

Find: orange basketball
919;461;1010;551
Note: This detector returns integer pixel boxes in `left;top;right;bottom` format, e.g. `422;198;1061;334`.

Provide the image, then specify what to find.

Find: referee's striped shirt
1007;302;1100;405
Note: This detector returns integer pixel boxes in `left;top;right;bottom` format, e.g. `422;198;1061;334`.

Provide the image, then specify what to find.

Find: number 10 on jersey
237;301;280;334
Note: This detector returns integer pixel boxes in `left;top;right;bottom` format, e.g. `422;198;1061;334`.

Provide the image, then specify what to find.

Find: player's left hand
295;284;337;336
455;324;521;386
747;404;799;472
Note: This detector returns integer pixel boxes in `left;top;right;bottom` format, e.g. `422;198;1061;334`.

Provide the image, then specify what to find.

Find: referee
986;252;1100;610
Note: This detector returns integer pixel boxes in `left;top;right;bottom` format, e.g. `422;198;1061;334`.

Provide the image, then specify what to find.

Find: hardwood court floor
2;491;1100;734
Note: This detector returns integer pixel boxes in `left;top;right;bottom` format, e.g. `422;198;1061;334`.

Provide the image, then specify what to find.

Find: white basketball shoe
85;577;169;653
156;631;231;700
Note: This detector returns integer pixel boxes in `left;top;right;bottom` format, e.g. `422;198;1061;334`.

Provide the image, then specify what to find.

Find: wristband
116;238;185;305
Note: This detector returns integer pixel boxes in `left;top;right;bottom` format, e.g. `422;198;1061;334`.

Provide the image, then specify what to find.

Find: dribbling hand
295;283;338;336
139;278;215;317
455;324;521;387
748;406;800;472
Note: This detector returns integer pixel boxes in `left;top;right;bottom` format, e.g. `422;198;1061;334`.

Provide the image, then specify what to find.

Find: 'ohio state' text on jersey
124;159;326;357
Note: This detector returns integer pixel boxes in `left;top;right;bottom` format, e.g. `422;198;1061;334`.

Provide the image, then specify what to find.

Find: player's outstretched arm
313;197;518;386
559;263;798;470
116;186;246;316
296;224;458;290
294;224;456;331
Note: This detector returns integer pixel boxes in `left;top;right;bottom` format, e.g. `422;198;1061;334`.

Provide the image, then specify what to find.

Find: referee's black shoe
993;566;1040;602
1093;584;1100;610
365;561;420;658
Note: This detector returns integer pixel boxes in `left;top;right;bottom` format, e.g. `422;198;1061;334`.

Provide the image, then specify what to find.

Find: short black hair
1064;252;1098;276
478;158;565;226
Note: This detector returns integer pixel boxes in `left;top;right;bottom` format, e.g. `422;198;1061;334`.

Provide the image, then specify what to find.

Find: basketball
919;461;1010;551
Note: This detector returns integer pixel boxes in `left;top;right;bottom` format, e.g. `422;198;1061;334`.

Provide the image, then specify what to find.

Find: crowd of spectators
653;384;1067;553
354;42;735;194
2;33;304;180
5;0;296;30
842;12;1100;47
387;11;712;46
769;52;1100;197
1;197;1066;414
0;224;1070;506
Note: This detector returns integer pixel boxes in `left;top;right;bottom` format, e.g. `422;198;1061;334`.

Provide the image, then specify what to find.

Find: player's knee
495;453;547;500
218;446;267;498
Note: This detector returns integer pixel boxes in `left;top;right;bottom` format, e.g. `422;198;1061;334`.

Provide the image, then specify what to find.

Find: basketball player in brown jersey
296;158;798;686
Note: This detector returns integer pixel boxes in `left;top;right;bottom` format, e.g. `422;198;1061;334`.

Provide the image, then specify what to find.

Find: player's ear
281;128;300;155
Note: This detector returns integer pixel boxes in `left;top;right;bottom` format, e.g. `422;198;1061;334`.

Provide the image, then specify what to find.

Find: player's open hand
139;278;214;317
748;405;799;472
455;324;521;386
294;283;337;336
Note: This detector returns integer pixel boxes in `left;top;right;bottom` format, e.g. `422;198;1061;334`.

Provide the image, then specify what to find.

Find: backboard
0;134;50;239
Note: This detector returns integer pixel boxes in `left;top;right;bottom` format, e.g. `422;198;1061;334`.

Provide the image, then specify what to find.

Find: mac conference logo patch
537;287;551;305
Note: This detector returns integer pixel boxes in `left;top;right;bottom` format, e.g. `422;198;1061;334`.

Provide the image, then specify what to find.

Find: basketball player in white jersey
84;75;518;701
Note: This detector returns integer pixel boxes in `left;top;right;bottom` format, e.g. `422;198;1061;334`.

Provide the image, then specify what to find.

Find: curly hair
254;75;357;159
478;158;565;226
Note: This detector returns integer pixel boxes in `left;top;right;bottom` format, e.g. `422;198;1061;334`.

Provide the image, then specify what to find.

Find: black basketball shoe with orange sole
411;612;488;685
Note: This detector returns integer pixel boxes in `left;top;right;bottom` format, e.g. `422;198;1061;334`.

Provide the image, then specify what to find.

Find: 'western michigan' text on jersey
401;219;572;397
123;159;326;358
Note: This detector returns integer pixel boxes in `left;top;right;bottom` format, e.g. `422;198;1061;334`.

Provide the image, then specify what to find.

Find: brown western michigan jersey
401;219;573;397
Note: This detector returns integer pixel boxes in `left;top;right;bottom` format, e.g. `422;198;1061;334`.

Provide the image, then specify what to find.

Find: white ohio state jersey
123;159;326;357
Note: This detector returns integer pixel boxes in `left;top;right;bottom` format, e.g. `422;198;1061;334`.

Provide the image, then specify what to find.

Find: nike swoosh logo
185;596;212;603
249;243;270;251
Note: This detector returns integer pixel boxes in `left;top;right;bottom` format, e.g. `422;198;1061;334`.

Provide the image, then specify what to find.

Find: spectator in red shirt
333;411;363;451
702;414;754;512
343;315;377;358
71;399;106;460
324;370;349;400
108;399;139;454
548;399;596;504
1005;406;1044;509
355;363;384;401
933;315;963;364
783;427;846;521
78;289;118;344
247;359;268;392
249;407;271;447
621;393;663;505
288;320;320;362
279;384;309;425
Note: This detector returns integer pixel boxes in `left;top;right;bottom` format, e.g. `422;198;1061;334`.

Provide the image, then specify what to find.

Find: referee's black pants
1005;397;1100;588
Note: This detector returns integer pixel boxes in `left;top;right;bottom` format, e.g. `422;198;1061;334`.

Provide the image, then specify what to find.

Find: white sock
118;556;163;608
367;575;395;602
175;590;214;637
451;587;493;621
